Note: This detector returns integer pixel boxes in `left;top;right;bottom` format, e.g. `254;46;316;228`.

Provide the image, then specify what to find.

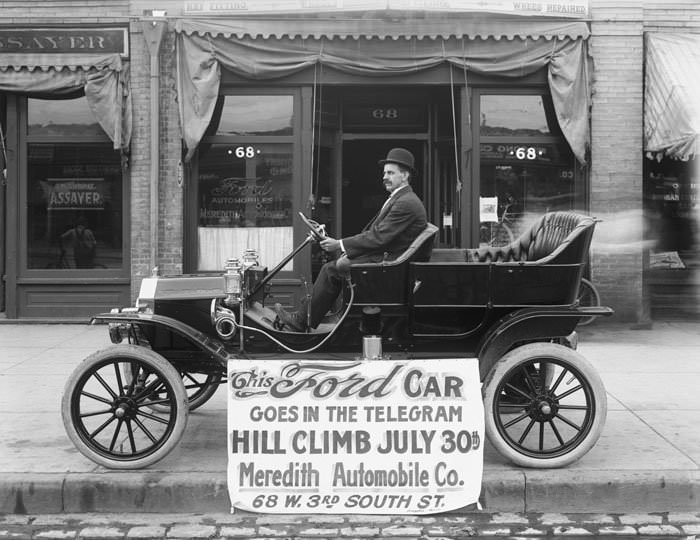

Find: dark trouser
307;253;384;328
308;260;346;328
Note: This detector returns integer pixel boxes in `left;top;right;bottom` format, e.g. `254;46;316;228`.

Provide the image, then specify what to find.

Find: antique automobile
61;211;613;470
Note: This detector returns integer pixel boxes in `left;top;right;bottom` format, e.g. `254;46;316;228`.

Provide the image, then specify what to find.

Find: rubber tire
483;342;607;468
62;345;189;470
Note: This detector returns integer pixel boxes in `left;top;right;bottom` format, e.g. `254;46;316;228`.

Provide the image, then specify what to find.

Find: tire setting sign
227;358;484;514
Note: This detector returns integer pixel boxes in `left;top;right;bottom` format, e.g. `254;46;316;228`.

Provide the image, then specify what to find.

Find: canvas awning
176;17;589;40
0;52;132;151
174;16;591;163
645;33;700;161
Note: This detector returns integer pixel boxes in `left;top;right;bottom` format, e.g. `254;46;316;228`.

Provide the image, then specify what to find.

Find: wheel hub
528;394;558;421
113;398;138;420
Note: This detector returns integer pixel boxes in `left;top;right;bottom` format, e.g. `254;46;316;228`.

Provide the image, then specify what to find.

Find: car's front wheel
483;342;606;468
62;345;188;469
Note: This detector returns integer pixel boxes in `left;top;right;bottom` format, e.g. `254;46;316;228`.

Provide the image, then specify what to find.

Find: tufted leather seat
467;211;596;265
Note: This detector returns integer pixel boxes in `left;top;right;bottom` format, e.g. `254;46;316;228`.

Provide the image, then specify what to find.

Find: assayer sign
227;358;484;514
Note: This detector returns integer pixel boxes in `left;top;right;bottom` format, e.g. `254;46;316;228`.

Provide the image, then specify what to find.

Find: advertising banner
46;178;105;211
227;358;483;514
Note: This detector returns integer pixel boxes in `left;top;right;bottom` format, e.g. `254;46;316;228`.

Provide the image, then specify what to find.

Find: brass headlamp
224;257;243;305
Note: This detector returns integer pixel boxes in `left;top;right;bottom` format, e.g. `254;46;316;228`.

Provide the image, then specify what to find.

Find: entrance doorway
341;140;424;235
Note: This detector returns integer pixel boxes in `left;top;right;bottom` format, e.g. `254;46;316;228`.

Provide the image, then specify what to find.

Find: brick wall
587;1;700;322
158;31;184;278
128;22;183;301
589;3;646;322
645;1;700;33
128;22;153;298
0;1;128;20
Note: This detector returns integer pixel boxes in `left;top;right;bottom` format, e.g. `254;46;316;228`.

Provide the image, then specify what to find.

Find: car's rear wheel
479;222;515;247
483;342;606;468
180;372;222;410
121;366;222;412
62;345;188;469
577;278;601;326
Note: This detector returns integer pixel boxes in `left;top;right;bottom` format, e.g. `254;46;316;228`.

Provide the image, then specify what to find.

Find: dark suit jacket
342;186;427;262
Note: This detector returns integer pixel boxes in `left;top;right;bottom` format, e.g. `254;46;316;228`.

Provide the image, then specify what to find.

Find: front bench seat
467;211;596;265
383;222;439;265
344;223;439;304
342;222;439;270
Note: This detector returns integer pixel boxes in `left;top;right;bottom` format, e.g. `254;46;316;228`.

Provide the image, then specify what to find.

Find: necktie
380;194;393;211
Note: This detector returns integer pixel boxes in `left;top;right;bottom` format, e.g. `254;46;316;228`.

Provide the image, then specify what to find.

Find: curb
3;470;700;515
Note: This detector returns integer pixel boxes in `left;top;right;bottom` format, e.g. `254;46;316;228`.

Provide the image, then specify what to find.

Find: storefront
173;6;592;306
0;26;132;319
1;1;607;320
644;32;700;318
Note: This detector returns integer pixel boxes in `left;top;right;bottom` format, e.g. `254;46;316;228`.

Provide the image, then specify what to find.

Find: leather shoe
273;303;308;332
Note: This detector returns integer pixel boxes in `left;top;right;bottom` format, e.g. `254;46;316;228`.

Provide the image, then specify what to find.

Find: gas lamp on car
224;257;243;305
242;248;259;271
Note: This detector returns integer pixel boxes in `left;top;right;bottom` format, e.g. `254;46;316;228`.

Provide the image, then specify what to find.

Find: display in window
197;143;294;271
27;144;123;270
478;142;579;246
198;145;293;228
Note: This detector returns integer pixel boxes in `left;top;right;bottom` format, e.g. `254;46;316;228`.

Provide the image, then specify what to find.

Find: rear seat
465;211;596;265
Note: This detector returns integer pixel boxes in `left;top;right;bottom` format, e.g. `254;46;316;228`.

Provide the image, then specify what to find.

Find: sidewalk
0;321;699;515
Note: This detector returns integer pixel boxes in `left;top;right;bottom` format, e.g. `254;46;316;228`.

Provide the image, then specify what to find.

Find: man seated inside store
274;147;427;332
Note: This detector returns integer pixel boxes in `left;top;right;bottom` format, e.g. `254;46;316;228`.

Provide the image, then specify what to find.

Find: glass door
341;139;425;236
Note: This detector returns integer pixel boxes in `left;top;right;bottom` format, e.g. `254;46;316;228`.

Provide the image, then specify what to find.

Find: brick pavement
1;512;700;539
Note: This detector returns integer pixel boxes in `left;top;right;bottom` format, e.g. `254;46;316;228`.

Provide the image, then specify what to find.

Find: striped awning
175;16;591;163
645;33;700;161
175;17;589;41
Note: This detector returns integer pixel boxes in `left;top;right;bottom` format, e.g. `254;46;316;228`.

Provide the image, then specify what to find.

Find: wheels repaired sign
227;358;484;514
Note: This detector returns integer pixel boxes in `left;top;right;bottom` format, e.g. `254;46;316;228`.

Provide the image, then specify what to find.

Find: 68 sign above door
344;104;428;132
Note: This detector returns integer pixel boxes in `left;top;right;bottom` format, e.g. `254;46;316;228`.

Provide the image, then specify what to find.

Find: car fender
92;311;230;366
476;306;613;381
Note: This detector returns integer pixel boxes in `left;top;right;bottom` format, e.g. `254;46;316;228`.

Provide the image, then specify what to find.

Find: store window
477;92;583;246
26;97;124;270
197;94;295;271
646;157;697;265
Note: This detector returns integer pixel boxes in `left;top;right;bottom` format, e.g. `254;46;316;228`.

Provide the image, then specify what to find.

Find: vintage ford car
61;211;612;470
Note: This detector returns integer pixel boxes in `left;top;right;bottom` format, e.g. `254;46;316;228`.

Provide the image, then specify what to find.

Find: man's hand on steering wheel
298;212;327;242
319;237;341;253
298;212;343;253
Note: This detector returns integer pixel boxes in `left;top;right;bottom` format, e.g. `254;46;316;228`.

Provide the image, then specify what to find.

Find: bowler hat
379;147;415;173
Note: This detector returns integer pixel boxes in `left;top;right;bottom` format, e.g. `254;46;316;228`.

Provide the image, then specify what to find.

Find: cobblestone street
1;512;700;539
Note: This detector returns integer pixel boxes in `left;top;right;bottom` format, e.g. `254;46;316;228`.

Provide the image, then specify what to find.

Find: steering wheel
298;212;327;242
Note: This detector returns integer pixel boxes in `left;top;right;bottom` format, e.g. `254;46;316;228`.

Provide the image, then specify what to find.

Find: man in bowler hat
274;147;427;332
